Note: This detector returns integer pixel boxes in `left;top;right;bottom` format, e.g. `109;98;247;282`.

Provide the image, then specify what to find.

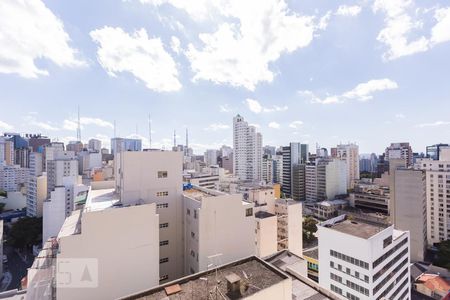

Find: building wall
115;151;184;282
57;204;159;300
394;168;427;262
336;144;359;189
245;277;292;300
256;215;278;257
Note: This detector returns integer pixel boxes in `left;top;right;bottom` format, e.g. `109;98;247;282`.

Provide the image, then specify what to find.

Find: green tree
303;217;318;242
434;240;450;271
7;217;43;250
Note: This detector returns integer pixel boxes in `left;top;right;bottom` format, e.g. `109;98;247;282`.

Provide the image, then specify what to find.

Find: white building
318;215;411;300
27;188;160;300
0;137;14;166
417;148;450;245
233;114;262;181
183;185;255;274
305;159;347;202
262;156;274;184
203;149;218;166
385;142;413;167
0;164;29;192
78;150;102;175
27;152;47;217
46;152;78;197
335;143;359;189
275;199;302;257
114;150;184;283
255;211;278;257
88;138;102;152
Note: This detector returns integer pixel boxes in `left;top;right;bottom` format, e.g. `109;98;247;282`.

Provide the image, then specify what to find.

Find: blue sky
0;0;449;154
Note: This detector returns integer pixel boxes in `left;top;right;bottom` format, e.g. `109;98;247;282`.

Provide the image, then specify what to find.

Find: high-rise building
385;142;413;167
66;141;84;154
272;154;283;184
204;149;218;166
88;138;102;152
262;155;274;184
27;152;47;217
110;137;142;154
114;151;184;283
263;145;276;156
27;134;51;152
232;115;262;182
417;147;450;245
0;137;14;166
318;215;411;300
46;151;78;197
426;143;449;160
281;143;308;199
335;143;359;189
305;158;347;202
392;168;427;262
0;165;29;192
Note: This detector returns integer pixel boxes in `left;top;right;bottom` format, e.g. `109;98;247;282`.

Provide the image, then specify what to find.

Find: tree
434;240;450;271
0;203;5;214
303;216;318;242
7;217;43;250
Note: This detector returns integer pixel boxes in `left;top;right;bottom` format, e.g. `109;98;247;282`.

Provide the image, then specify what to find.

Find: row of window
156;191;169;197
187;208;198;219
373;236;408;268
330;273;368;297
160;223;169;228
330;261;369;283
160;240;169;246
374;258;408;295
330;250;369;269
373;247;408;282
157;203;168;209
160;257;169;264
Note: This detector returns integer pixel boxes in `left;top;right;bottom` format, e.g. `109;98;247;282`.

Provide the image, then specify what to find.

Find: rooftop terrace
183;185;227;201
120;256;288;300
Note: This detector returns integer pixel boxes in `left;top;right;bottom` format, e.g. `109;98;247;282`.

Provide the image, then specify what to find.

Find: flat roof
303;248;318;260
328;219;386;239
183;186;227;201
255;211;276;219
85;188;120;212
275;198;297;205
120;257;288;300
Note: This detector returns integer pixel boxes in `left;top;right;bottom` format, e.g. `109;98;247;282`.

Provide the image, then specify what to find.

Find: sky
0;0;450;155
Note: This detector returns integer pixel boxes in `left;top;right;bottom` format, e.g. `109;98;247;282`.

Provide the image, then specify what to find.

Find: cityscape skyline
1;0;450;154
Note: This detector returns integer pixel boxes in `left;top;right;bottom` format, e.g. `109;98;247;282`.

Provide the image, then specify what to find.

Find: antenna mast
76;106;81;142
148;114;152;149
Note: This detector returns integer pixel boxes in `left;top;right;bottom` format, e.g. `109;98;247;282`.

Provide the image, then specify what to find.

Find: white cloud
205;123;230;131
373;0;430;60
289;120;304;129
268;121;280;129
0;121;13;131
431;7;450;45
147;0;319;90
245;98;288;113
303;78;398;104
80;117;113;129
249;123;260;129
63;120;78;131
395;113;406;119
0;0;85;78
90;27;181;92
24;115;59;131
170;36;181;54
219;104;232;113
336;5;362;17
416;121;450;128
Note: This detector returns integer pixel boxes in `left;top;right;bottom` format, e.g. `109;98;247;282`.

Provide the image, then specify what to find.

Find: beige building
255;211;278;257
183;185;255;274
275;199;302;257
335;143;359;189
115;150;184;283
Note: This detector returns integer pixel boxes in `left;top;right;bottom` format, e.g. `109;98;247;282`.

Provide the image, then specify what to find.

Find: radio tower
76;106;81;142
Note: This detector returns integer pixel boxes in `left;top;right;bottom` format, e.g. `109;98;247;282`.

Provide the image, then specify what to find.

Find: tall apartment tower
417;147;450;245
115;151;184;284
305;158;347;202
336;143;360;189
385;142;413;167
232;115;262;182
0;137;14;166
88;138;102;152
392;167;427;262
281;143;308;199
27;152;47;217
318;215;411;300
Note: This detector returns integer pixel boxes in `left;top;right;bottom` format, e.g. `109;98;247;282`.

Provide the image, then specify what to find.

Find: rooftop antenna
148;114;152;149
186;128;188;149
114;120;117;138
76;106;81;142
173;130;176;148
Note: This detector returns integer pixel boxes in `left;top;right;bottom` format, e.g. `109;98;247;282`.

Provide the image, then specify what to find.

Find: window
159;223;169;228
160;257;169;264
159;275;168;282
191;231;196;238
160;240;169;246
383;236;392;248
157;203;168;209
156;191;169;197
158;171;168;178
190;250;195;257
246;208;253;217
194;210;198;219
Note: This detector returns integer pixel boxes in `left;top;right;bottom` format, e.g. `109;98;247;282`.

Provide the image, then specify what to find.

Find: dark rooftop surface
329;219;386;239
121;257;287;300
255;211;276;219
303;248;318;260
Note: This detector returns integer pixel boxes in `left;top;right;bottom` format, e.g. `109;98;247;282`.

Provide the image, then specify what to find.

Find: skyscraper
385;142;413;167
232;115;262;181
336;143;360;189
282;142;308;200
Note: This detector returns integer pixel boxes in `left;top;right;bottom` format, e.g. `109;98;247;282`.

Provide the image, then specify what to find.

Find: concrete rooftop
328;219;386;239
